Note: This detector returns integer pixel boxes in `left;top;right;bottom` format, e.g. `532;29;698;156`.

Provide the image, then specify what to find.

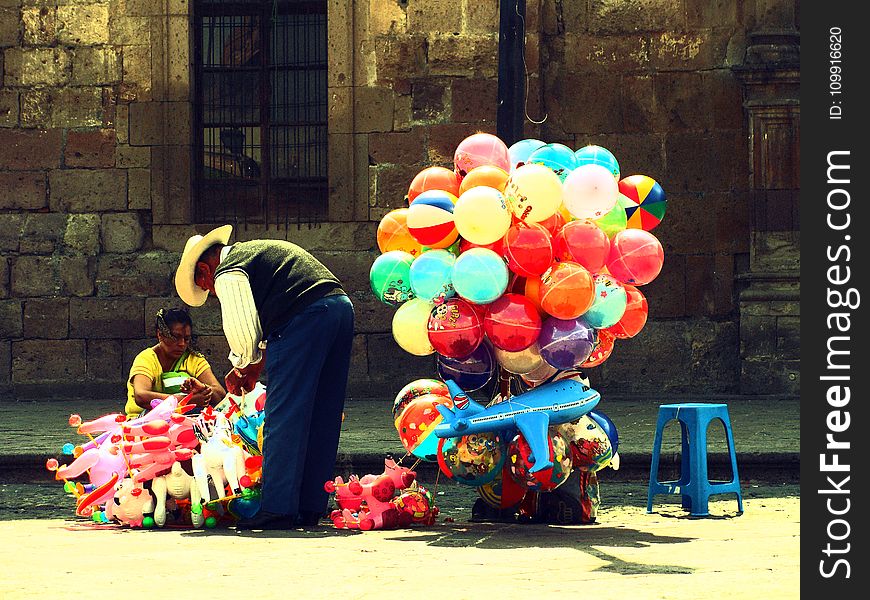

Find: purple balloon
436;340;496;392
538;316;596;370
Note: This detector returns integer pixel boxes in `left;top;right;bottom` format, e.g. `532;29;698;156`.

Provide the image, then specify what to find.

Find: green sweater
215;240;343;337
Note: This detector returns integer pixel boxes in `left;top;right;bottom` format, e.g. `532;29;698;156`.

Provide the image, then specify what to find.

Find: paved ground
0;483;799;599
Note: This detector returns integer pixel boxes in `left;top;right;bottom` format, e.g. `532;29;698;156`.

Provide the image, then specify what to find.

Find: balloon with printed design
408;166;461;203
393;379;450;427
563;164;620;220
507;431;573;492
436;340;497;393
437;432;507;487
592;194;631;238
454;185;512;245
581;328;616;368
409;249;456;303
453;132;511;178
605;284;648;339
583;273;628;329
494;343;545;375
427;297;485;359
483;293;542;352
553;218;611;274
538;315;597;370
377;208;424;257
502;222;554;278
452;247;509;305
508;138;547;172
392;298;436;356
370;250;415;306
458;165;510;194
407;190;459;249
527;143;578;182
397;393;454;462
504;163;563;224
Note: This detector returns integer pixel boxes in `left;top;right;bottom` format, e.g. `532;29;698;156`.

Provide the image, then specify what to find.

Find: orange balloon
408;166;461;203
539;261;595;319
458;165;510;195
523;275;545;315
377;208;424;257
581;328;616;368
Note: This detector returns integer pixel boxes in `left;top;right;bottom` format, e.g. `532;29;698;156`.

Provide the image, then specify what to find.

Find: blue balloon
574;145;620;179
527;143;577;182
583;274;628;328
436;341;496;392
508;138;546;171
62;443;75;455
409;249;456;303
452;248;508;304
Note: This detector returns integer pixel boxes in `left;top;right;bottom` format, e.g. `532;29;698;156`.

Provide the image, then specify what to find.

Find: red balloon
605;284;648;338
483;294;542;352
502;222;553;278
553;219;610;273
427;297;485;358
459;236;505;256
539;261;595;319
537;210;566;237
606;229;664;285
507;432;573;492
408;166;461;203
581;328;616;368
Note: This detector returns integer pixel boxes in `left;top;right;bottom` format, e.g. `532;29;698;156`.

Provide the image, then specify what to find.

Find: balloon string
515;3;547;125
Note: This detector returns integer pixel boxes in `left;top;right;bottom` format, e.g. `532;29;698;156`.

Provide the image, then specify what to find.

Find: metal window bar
193;0;328;227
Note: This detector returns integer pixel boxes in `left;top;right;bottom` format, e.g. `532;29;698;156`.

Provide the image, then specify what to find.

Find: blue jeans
260;293;354;517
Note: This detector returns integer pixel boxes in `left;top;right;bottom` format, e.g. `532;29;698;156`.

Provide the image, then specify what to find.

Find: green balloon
370;250;416;306
142;516;155;529
205;516;217;529
593;196;630;238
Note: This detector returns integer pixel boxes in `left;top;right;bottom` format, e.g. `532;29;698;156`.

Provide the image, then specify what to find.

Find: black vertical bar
497;0;526;146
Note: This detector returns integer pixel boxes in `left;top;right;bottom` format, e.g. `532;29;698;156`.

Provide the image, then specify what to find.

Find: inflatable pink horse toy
324;458;416;530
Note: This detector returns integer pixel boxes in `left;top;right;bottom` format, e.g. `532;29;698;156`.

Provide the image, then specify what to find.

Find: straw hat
174;225;233;306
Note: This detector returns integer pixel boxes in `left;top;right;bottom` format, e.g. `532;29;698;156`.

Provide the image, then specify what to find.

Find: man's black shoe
296;511;324;528
470;498;517;523
234;511;297;531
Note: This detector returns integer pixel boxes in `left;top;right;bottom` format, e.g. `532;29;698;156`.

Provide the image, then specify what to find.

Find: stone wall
0;0;799;401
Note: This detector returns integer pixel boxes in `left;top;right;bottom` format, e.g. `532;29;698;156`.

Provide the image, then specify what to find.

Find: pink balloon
606;229;664;285
553;219;610;273
454;133;511;178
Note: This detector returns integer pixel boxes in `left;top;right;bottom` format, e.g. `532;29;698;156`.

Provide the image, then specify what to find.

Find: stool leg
647;415;667;513
688;415;710;516
680;421;692;511
722;413;744;513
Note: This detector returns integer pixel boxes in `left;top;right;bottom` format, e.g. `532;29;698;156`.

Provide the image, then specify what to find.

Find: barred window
193;0;328;226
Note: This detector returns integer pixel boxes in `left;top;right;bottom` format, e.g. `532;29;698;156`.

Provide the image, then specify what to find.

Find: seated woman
125;308;227;418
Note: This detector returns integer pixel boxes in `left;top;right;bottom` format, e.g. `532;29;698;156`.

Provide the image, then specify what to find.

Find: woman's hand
182;377;213;407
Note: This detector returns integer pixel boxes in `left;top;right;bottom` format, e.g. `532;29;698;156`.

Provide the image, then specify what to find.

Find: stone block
685;254;734;317
411;78;448;122
654;72;713;132
64;129;115;168
49;169;126;212
685;0;738;28
122;337;152;379
0;257;7;299
0;90;18;127
122;45;151;102
3;48;71;86
86;339;123;381
464;0;499;35
0;299;22;338
740;359;799;396
20;213;67;254
56;3;109;45
101;212;144;253
451;78;498;124
109;15;150;46
665;131;744;192
71;47;121;85
115;145;150;168
709;69;745;130
643;253;685;318
369;0;407;34
149;145;190;224
180;299;225;337
776;316;800;357
0;214;23;252
166;14;190;102
366;333;437;386
354;87;395;133
0;129;62;170
740;314;776;358
50;87;103;128
426;123;482;165
656;192;716;255
12;255;95;297
22;6;57;46
0;341;9;385
545;71;622;134
369;35;428;83
428;34;498;78
372;164;420;211
650;30;728;71
327;86;352;135
95;251;177;296
19;90;51;128
408;0;461;33
127;168;151;209
563;33;650;74
368;129;426;165
687;319;740;393
0;172;47;210
64;214;101;254
712;191;750;254
23;298;69;339
621;75;657;133
599;320;692;394
314;250;380;302
0;8;21;46
347;334;367;381
115;103;128;143
349;295;393;334
191;335;231;380
588;0;686;34
574;132;664;177
70;297;144;339
11;340;87;383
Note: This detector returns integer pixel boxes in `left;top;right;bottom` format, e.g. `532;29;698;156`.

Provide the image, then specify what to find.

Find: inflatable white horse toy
151;462;205;528
192;412;246;503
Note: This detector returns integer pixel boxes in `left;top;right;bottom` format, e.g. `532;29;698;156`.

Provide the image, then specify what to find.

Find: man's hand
225;360;264;396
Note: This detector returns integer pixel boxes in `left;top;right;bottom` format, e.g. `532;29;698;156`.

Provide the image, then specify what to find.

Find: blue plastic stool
647;403;744;516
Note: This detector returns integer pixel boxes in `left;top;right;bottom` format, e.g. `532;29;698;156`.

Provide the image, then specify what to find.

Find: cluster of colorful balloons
370;132;667;389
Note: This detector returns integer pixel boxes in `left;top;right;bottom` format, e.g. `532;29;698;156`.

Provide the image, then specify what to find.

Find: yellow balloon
454;186;512;245
392;298;436;356
494;343;544;374
504;163;563;223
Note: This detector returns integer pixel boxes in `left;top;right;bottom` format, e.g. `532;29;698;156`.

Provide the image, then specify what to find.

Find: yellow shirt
125;348;211;417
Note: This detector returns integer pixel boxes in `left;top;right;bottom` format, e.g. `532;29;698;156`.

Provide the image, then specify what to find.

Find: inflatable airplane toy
434;378;601;473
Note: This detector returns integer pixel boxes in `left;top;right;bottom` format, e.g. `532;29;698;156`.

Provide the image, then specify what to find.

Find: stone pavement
0;394;799;484
0;487;800;599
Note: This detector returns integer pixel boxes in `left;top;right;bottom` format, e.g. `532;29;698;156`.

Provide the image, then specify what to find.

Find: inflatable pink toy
325;459;416;530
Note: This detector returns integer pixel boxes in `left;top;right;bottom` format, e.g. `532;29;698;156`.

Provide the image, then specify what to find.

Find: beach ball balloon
370;250;415;306
504;163;563;223
484;293;542;352
558;414;615;473
408;166;461;203
428;297;485;359
592;195;630;238
452;247;509;304
502;222;554;278
437;432;507;487
507;431;573;492
393;378;450;426
436;340;497;392
606;229;664;285
409;249;456;303
377;208;424;257
553;218;610;273
459;165;510;194
494;343;545;375
581;328;616;368
563;164;619;220
397;394;453;461
508;138;546;172
407;190;459;249
392;298;436;356
574;145;620;179
454;132;511;178
618;174;667;231
605;284;648;338
454;186;512;245
539;261;595;319
527;143;577;182
583;273;628;329
539;316;596;370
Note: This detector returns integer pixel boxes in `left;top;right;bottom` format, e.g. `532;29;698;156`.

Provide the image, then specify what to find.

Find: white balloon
563;164;619;220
